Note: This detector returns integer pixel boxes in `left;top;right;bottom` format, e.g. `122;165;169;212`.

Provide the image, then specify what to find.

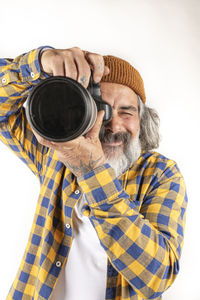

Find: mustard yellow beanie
102;55;146;103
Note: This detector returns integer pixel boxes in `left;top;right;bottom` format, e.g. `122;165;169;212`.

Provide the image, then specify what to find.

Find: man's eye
119;111;133;116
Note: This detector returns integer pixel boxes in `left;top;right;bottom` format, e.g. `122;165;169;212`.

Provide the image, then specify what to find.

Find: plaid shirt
0;48;187;300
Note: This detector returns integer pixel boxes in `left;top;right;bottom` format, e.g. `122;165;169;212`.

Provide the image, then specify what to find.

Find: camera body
26;76;112;142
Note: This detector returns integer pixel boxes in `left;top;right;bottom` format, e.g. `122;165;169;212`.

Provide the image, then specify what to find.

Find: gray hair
138;97;160;151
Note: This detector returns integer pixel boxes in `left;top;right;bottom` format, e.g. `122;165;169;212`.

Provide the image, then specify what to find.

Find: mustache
100;130;131;145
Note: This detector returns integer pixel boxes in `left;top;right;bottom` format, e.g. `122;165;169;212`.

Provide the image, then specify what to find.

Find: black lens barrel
26;76;95;142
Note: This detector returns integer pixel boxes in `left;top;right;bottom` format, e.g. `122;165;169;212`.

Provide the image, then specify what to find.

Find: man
0;46;187;300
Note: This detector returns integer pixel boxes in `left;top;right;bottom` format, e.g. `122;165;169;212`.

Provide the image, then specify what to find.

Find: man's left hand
33;110;106;178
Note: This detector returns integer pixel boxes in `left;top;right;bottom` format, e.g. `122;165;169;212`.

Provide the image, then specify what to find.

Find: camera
26;75;113;142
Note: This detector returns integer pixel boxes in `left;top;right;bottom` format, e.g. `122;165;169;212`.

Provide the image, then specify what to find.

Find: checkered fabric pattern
0;48;187;300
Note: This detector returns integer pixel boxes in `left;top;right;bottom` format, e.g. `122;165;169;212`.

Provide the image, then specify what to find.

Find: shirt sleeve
77;160;187;299
0;47;52;180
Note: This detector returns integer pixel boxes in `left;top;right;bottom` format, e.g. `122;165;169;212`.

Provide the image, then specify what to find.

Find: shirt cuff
77;163;129;207
19;46;54;82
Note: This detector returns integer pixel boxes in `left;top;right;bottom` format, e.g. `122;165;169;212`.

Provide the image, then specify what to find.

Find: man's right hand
40;47;109;88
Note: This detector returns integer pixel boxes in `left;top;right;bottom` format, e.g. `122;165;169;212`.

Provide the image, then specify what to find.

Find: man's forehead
100;82;138;107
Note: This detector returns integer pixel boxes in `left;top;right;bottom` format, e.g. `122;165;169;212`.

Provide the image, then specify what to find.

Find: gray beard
103;131;141;177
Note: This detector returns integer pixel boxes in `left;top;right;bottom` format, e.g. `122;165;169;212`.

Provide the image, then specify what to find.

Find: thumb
86;110;105;139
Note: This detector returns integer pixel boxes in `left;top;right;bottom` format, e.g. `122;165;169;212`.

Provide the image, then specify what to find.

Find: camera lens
26;77;97;142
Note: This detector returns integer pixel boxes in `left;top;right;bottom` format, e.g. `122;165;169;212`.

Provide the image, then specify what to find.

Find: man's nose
105;113;123;133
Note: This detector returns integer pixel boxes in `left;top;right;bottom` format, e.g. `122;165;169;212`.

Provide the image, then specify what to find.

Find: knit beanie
102;55;146;103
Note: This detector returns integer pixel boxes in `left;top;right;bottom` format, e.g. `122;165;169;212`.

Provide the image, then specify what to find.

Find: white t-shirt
51;194;108;300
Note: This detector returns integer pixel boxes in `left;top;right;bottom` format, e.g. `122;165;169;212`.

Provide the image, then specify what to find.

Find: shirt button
31;72;35;78
75;189;80;195
2;78;6;84
56;260;62;268
65;223;71;229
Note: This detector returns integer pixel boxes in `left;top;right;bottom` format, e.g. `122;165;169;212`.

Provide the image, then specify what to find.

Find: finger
52;61;65;76
85;52;105;83
48;52;66;76
63;54;78;80
40;49;54;74
86;110;105;138
74;55;91;88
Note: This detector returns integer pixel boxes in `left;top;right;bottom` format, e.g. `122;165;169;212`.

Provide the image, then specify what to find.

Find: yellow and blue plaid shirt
0;48;187;300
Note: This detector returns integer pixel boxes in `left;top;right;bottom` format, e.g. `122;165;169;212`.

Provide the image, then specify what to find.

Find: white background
0;0;199;299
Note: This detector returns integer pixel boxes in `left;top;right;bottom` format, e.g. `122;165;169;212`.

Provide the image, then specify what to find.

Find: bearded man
0;47;187;300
